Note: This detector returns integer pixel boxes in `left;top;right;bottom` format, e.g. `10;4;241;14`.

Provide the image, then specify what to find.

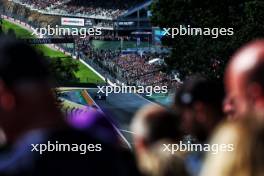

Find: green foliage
7;28;16;37
151;0;264;80
49;57;79;84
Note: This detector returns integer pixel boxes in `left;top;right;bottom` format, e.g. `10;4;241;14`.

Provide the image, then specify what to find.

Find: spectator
173;76;225;176
174;76;225;143
200;116;264;176
224;40;264;119
131;104;182;176
138;140;189;176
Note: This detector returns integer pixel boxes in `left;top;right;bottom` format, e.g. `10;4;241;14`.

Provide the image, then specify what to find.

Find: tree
151;0;264;80
7;28;16;38
48;57;80;107
48;57;80;84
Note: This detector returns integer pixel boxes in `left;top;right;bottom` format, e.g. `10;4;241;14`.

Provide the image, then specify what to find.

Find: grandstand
10;0;153;38
12;0;145;19
114;0;153;35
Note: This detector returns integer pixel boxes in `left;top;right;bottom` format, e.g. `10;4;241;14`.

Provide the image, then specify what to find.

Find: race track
88;89;153;144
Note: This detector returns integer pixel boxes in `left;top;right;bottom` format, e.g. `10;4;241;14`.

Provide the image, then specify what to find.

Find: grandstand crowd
18;0;64;9
90;50;180;89
15;0;144;19
62;34;180;91
51;4;123;19
1;34;264;176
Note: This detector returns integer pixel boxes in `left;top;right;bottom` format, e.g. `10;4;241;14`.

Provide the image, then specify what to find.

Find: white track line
79;59;116;87
83;90;132;149
119;129;136;135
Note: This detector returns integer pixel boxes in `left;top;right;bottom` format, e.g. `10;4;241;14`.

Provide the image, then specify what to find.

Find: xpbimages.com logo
31;25;102;38
97;84;168;96
31;141;102;155
162;141;234;155
162;25;234;39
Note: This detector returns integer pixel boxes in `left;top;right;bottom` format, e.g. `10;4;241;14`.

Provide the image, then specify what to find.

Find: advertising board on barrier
61;17;85;26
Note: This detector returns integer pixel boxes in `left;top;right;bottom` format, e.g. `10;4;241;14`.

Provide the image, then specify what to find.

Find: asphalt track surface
88;89;152;145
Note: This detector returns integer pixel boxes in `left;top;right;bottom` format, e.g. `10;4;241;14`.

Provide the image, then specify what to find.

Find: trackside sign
61;17;85;26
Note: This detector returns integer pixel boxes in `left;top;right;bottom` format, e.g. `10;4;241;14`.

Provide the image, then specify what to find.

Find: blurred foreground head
131;104;184;176
131;104;181;153
174;76;225;142
139;140;189;176
0;36;63;142
200;115;264;176
225;40;264;119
